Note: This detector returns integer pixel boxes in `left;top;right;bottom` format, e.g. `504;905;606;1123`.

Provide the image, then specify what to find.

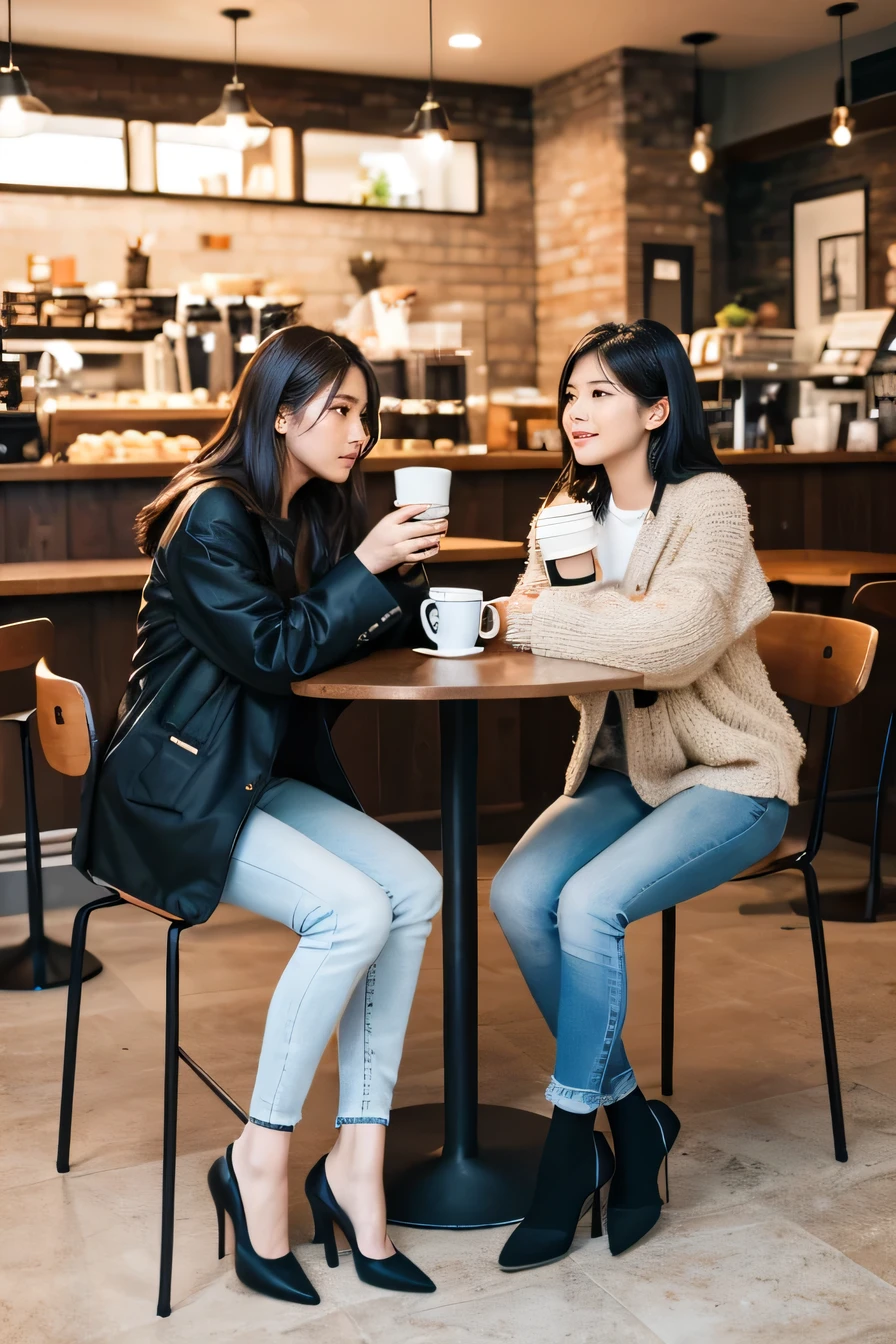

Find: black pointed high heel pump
207;1144;320;1305
305;1155;436;1293
498;1129;616;1272
607;1099;680;1256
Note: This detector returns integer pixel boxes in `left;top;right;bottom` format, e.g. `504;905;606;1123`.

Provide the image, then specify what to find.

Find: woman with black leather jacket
80;326;444;1303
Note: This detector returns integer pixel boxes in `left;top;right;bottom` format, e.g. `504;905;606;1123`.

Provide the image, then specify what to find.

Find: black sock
525;1106;599;1228
605;1087;663;1207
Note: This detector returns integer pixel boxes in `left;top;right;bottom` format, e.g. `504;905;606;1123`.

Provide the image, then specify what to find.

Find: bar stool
35;658;248;1318
659;610;879;1163
0;619;102;990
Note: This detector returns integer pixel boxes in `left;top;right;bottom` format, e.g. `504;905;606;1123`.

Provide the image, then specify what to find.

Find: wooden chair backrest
34;658;93;777
853;581;896;625
34;658;181;922
756;610;878;709
0;618;54;674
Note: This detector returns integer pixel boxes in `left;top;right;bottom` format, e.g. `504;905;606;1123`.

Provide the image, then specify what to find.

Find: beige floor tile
577;1206;896;1344
2;836;896;1343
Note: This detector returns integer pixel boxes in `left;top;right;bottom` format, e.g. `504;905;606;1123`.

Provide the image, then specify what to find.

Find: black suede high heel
305;1155;436;1293
498;1128;615;1272
207;1144;320;1305
607;1099;680;1256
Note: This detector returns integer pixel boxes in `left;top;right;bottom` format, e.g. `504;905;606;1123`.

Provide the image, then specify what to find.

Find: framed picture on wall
791;179;868;329
818;233;864;316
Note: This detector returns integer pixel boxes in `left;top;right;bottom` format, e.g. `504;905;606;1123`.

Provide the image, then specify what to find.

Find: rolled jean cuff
335;1116;389;1128
545;1073;638;1113
249;1115;294;1133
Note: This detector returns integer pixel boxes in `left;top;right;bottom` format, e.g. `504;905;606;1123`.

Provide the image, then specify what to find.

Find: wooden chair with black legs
0;618;103;991
659;610;879;1164
34;658;248;1318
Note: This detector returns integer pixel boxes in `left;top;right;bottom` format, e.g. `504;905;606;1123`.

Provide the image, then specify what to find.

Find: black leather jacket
76;485;426;923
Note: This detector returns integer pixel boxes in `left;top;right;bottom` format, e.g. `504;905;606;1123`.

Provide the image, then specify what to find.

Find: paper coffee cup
538;524;599;561
395;466;452;520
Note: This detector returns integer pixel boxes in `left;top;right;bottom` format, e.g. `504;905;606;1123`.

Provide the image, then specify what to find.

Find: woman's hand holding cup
355;504;448;575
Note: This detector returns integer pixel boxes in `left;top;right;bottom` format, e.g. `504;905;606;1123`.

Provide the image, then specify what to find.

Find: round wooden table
293;645;644;1229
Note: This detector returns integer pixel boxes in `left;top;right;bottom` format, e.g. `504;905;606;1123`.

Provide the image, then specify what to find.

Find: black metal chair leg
157;922;182;1318
863;709;894;923
56;893;124;1173
21;717;47;988
801;860;848;1162
661;906;676;1097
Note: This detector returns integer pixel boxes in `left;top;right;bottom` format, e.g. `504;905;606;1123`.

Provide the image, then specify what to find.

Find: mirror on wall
0;115;128;191
302;129;480;214
131;122;295;200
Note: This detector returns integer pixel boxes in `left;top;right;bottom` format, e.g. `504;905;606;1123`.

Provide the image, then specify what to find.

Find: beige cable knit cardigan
506;472;805;806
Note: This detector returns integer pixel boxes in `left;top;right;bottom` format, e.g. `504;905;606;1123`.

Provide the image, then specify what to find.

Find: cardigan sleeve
504;516;550;652
524;478;773;688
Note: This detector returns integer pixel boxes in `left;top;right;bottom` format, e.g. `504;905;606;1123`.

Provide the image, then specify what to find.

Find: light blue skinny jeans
220;778;442;1131
490;768;789;1113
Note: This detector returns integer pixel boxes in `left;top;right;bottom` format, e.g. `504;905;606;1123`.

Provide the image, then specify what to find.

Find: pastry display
65;430;202;462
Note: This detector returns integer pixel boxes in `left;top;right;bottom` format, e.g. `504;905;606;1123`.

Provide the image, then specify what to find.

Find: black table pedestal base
385;1103;551;1228
0;937;102;991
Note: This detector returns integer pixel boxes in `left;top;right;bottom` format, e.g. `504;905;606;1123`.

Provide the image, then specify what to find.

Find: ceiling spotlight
0;0;52;138
197;8;272;153
406;0;451;156
448;34;481;49
682;32;718;174
826;3;859;148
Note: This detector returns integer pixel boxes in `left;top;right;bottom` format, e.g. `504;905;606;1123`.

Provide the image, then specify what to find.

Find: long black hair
549;319;722;520
136;325;379;589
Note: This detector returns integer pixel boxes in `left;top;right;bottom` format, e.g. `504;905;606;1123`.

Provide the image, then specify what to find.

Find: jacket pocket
126;734;203;814
166;676;239;748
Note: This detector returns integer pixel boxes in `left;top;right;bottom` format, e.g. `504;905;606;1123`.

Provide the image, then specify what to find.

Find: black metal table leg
385;698;549;1229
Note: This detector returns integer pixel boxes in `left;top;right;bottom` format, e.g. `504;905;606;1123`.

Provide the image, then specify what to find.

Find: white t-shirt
593;495;647;585
590;495;648;773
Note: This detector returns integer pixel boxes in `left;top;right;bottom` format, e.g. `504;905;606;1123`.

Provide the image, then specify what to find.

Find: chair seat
102;883;187;924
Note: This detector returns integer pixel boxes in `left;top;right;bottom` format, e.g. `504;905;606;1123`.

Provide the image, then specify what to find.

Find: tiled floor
1;836;895;1343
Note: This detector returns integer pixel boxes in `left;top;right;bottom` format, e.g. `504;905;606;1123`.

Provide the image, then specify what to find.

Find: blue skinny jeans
490;768;789;1112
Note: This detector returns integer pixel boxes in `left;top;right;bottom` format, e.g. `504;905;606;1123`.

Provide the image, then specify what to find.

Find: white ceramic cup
395;466;452;520
420;586;500;650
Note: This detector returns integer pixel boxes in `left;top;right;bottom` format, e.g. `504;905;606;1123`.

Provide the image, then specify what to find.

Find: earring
275;420;287;434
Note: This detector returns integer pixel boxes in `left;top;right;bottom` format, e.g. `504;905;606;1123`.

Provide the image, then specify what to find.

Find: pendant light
197;8;272;152
0;0;52;138
405;0;451;161
682;32;718;174
826;3;858;148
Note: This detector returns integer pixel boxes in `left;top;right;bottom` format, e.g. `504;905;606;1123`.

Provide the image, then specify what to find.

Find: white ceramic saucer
413;646;484;658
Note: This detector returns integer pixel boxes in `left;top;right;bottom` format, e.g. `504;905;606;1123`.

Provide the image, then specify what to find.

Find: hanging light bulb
406;0;451;155
0;0;52;138
689;126;714;174
826;4;858;148
197;8;272;153
681;32;718;176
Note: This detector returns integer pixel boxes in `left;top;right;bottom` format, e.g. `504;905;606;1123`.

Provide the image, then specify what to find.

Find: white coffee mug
420;586;500;651
395;466;452;520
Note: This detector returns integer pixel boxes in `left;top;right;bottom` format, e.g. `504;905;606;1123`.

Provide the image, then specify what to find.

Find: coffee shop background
2;12;896;917
3;19;896;389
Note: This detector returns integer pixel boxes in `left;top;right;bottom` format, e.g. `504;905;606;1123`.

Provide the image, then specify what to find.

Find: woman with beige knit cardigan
490;320;805;1271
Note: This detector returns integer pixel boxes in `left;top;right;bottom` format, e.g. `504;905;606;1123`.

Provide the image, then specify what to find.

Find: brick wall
726;127;896;321
532;53;627;391
0;45;537;386
532;48;715;390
